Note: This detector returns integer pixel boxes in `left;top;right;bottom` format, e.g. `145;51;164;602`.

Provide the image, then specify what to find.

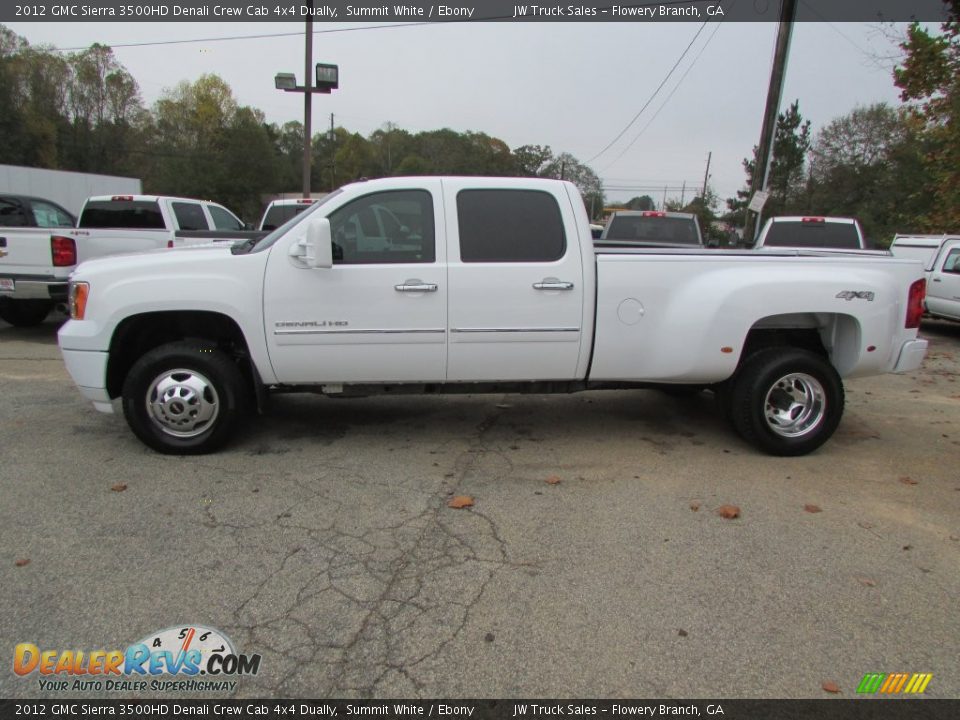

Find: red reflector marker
51;236;77;267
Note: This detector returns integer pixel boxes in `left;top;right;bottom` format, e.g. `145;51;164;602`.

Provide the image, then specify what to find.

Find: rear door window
29;200;75;228
208;204;243;230
456;189;566;262
171;202;210;231
0;198;28;227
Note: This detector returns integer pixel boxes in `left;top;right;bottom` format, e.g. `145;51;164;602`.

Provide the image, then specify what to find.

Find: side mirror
305;217;333;269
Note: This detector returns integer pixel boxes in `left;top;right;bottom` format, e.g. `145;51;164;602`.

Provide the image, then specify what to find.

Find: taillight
906;279;925;329
167;240;174;249
51;236;76;267
69;282;89;320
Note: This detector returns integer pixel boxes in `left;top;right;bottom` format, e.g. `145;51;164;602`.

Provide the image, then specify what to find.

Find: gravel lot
1;314;958;699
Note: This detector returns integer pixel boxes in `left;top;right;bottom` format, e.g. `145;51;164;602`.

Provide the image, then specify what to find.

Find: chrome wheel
763;372;826;438
145;368;220;438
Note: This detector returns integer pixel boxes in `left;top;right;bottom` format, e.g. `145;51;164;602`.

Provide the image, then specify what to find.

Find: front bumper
61;348;114;413
893;338;929;373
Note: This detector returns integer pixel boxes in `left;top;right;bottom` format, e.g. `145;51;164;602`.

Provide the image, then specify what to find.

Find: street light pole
302;5;313;199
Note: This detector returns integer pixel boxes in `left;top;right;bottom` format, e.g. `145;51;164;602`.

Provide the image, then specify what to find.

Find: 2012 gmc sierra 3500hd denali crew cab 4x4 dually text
58;177;929;456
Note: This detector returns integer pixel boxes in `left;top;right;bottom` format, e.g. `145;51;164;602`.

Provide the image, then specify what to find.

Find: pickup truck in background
1;194;261;326
753;216;887;254
598;210;703;247
890;234;960;269
0;194;77;326
58;177;928;457
259;198;319;231
917;238;960;322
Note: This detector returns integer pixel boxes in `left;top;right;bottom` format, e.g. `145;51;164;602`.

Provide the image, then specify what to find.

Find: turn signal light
69;282;90;320
51;236;77;267
905;279;925;329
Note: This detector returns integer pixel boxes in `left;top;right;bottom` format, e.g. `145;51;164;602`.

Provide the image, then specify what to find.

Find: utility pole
302;3;313;199
680;180;686;207
743;0;797;243
662;185;668;211
701;151;712;197
329;112;336;189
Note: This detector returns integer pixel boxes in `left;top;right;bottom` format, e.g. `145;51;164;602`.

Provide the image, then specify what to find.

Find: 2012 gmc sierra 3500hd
58;177;928;456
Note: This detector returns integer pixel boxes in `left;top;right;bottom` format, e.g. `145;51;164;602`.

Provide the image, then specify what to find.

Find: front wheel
122;341;246;454
730;348;844;456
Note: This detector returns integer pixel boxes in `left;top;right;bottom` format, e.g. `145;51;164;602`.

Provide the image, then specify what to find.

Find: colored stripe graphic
857;672;932;694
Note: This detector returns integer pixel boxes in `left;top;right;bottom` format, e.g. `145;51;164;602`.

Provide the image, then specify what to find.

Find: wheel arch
740;312;862;376
106;311;253;399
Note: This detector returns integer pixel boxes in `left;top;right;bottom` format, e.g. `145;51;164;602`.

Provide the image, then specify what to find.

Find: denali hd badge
836;291;875;301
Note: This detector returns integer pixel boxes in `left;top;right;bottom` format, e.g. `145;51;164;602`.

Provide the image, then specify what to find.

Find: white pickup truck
754;216;885;253
58;177;929;457
891;236;960;322
0;194;260;326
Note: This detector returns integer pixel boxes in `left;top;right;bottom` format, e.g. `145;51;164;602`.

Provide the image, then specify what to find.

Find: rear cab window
80;200;166;229
456;189;566;262
763;221;860;249
262;204;311;231
604;214;700;245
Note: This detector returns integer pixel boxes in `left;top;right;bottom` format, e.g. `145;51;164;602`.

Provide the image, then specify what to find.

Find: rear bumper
0;275;69;301
61;348;114;413
893;338;928;373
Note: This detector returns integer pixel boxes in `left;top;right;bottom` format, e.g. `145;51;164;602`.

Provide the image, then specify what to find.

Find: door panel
927;248;960;320
263;183;448;384
443;180;586;382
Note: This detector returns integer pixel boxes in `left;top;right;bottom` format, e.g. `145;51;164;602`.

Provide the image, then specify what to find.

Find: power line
54;22;436;52
600;20;722;172
585;20;709;164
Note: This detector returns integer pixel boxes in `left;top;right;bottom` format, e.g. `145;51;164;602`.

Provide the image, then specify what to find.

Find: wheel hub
146;369;220;438
763;372;826;438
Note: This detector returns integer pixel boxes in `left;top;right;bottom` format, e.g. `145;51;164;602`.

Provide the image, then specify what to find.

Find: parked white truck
891;236;960;322
58;177;929;456
0;194;260;326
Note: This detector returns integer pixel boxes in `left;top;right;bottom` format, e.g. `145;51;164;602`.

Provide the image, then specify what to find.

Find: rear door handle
395;281;438;292
533;280;574;291
932;277;941;282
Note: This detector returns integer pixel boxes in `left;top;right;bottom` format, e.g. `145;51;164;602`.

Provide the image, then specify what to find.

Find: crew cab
753;216;884;253
0;194;259;326
58;177;928;457
599;210;703;247
0;194;77;326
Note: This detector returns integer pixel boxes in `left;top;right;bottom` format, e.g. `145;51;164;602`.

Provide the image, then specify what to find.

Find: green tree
729;100;812;221
894;4;960;229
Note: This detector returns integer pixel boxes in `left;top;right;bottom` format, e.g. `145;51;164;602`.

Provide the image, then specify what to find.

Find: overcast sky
6;20;910;205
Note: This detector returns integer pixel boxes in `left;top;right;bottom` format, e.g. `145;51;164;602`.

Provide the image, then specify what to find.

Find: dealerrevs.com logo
14;625;261;693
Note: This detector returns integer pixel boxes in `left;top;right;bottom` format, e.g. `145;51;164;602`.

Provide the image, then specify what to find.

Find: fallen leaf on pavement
804;504;822;513
15;558;30;567
111;483;128;492
822;681;841;694
689;502;701;512
855;577;876;587
677;629;688;637
447;495;474;509
717;504;740;519
899;476;919;485
545;475;562;485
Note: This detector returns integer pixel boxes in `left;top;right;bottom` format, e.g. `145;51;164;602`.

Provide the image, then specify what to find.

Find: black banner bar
0;0;951;23
1;700;959;720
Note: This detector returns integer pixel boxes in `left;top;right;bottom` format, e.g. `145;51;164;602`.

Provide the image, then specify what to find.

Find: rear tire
730;348;844;456
122;341;246;455
0;298;53;327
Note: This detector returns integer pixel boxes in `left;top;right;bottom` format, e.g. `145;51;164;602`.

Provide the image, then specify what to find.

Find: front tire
0;298;53;327
122;341;246;455
730;348;844;456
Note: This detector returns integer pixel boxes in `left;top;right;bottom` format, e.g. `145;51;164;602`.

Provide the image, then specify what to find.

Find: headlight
68;281;90;320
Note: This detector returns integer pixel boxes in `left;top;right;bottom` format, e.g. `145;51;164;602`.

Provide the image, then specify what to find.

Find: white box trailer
0;164;141;218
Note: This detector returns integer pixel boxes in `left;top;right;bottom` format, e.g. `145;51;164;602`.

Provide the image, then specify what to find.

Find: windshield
763;222;860;248
604;216;700;245
248;190;342;253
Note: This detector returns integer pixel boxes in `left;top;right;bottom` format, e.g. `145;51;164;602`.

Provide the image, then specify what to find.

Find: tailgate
0;228;63;279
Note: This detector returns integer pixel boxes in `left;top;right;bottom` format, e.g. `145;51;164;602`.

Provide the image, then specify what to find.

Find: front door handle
395;281;438;292
932;277;941;282
533;280;574;291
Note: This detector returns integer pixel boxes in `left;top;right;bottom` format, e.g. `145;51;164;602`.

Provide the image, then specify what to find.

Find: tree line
0;24;601;222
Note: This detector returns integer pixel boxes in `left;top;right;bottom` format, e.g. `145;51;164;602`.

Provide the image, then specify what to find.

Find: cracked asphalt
1;315;958;699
